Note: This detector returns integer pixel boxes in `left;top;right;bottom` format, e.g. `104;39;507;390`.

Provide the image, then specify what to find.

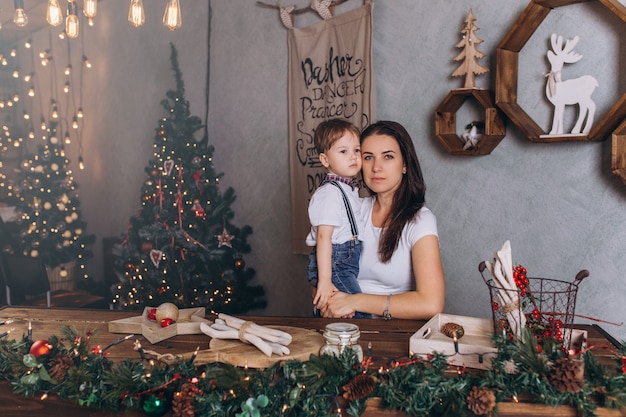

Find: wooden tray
108;307;211;344
205;326;325;368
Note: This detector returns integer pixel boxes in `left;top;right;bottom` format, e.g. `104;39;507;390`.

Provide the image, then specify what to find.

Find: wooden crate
409;313;587;370
410;313;497;370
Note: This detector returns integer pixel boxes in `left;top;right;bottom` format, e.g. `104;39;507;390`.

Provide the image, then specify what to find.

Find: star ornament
216;227;234;248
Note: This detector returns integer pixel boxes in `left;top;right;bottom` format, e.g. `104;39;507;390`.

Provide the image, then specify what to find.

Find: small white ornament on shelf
544;33;598;136
461;121;484;150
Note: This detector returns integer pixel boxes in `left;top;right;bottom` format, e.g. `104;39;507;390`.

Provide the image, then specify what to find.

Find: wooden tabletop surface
0;306;622;417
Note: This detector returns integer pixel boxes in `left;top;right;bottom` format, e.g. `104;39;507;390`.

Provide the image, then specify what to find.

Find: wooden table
0;307;622;417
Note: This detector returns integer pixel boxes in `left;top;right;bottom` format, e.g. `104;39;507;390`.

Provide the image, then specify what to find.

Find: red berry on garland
493;301;499;311
148;308;157;321
160;318;174;327
30;339;52;357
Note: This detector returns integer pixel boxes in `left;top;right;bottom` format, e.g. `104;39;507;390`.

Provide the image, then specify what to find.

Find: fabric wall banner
287;0;375;254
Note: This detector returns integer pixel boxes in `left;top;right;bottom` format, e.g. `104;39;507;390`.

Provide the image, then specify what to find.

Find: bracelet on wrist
383;294;391;320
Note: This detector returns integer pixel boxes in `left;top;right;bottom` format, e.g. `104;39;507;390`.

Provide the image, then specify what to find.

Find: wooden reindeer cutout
545;33;598;136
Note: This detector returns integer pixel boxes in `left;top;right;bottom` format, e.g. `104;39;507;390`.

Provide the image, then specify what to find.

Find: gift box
108;307;210;344
409;313;587;370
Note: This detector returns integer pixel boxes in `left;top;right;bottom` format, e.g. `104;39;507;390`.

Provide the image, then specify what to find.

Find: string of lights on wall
9;0;183;39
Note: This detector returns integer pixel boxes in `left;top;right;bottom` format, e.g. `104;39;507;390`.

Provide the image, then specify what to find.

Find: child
306;118;367;318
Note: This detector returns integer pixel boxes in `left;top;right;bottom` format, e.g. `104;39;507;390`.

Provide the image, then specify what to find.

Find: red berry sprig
512;265;528;297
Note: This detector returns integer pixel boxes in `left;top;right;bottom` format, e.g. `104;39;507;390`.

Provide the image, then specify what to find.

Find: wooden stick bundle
200;314;292;357
484;240;527;338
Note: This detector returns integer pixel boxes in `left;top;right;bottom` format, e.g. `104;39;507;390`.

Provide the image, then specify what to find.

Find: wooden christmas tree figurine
452;8;489;88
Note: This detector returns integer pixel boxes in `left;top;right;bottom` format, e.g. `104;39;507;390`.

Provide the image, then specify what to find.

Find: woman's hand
322;291;356;318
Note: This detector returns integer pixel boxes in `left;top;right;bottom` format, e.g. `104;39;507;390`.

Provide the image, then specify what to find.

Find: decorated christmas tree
1;119;95;279
112;44;265;315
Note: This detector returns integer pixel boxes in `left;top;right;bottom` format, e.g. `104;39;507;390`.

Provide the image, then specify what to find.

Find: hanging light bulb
10;48;17;57
63;80;70;93
128;0;145;28
72;116;78;129
24;38;32;49
40;117;47;130
163;0;182;31
83;0;97;18
66;1;79;39
64;65;71;75
77;107;84;118
51;100;59;119
64;132;71;144
46;0;63;27
13;0;28;27
28;86;35;97
82;55;92;69
78;155;85;170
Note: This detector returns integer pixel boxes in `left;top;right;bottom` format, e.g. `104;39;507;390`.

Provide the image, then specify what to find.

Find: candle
27;321;32;342
453;335;459;353
0;319;13;326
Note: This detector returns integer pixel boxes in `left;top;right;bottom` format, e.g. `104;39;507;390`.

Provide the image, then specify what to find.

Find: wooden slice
208;326;324;368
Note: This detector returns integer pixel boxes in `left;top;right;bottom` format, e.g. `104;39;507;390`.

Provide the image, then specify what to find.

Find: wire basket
479;261;588;349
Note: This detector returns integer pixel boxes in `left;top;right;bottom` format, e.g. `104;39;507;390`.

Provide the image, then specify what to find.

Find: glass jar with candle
320;322;363;362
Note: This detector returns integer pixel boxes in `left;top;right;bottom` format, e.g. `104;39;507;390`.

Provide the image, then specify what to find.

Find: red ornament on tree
30;339;52;357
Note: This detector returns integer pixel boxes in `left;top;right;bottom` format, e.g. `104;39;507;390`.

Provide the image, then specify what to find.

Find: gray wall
14;1;626;340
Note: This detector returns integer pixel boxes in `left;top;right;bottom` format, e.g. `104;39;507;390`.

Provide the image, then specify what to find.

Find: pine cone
550;357;584;393
466;386;496;416
341;374;377;401
48;354;74;381
171;382;203;417
441;322;465;339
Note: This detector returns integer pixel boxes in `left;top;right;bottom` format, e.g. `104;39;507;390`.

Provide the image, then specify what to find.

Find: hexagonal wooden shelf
435;88;506;155
495;0;626;143
611;119;626;185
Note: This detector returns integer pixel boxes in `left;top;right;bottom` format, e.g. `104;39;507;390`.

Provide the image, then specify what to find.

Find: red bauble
30;339;52;357
148;308;157;321
160;318;174;327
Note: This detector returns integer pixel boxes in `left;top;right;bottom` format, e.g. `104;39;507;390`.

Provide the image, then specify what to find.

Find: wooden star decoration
216;227;234;248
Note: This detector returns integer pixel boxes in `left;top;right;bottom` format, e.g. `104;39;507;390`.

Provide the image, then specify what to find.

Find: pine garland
0;326;624;417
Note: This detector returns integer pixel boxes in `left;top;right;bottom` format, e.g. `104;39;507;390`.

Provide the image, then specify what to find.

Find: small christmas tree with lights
112;44;265;315
1;119;95;281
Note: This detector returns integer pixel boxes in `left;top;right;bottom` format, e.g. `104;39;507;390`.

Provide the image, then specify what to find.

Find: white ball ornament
155;302;179;322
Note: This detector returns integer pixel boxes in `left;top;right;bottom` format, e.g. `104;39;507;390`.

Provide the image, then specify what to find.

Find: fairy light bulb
28;86;35;97
66;1;79;39
83;0;97;18
77;107;84;118
13;0;28;27
72;116;78;129
24;38;32;49
63;81;70;93
128;0;145;28
64;132;71;144
46;0;63;27
64;65;71;75
163;0;182;31
78;155;85;170
82;55;92;69
51;100;59;119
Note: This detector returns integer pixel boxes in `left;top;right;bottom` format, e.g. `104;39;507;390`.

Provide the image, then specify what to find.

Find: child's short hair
313;118;361;154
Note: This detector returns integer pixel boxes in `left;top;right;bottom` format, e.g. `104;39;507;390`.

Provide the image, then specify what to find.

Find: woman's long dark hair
360;121;426;263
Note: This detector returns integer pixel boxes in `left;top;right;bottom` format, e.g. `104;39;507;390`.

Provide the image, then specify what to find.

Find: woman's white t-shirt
357;196;438;295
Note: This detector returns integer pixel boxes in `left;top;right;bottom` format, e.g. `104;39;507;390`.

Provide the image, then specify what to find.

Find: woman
323;121;445;319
